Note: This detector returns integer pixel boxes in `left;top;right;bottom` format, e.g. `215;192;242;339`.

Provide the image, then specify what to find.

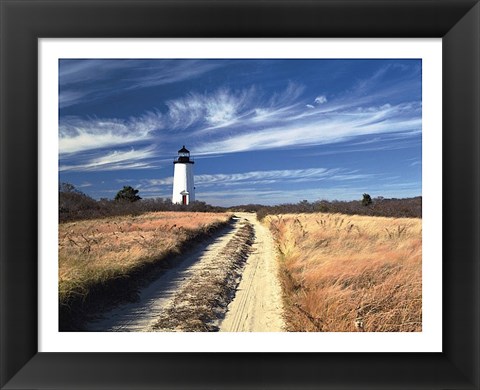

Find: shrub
362;193;373;206
115;186;142;202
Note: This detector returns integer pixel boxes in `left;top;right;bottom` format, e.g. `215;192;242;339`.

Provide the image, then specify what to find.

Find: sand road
220;212;285;332
86;213;284;332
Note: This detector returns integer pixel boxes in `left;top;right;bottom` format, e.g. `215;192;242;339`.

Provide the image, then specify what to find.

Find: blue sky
59;59;422;207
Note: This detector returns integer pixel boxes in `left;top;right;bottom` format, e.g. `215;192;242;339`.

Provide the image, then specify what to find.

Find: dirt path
86;213;284;332
219;213;285;332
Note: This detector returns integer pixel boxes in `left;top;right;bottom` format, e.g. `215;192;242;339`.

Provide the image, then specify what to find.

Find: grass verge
59;211;232;330
265;213;422;332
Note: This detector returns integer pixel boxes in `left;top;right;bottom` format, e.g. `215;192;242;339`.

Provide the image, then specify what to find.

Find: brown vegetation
59;211;232;330
265;213;422;332
245;196;422;220
59;182;225;223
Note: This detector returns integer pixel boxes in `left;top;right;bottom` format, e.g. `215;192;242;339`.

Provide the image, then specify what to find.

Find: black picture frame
1;0;479;389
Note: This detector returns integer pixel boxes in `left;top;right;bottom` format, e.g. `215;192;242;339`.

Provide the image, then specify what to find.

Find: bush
115;186;141;202
362;193;373;206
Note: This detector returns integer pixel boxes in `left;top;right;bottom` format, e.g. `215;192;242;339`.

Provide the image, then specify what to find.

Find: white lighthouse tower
172;145;195;205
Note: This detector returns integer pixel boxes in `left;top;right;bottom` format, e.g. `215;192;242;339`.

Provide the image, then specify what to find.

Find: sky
59;59;422;207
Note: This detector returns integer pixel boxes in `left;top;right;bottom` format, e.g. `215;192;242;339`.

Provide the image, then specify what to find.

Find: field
59;211;231;328
265;213;422;332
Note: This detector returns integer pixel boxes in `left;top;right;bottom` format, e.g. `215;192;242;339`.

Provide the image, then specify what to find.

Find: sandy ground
219;213;285;332
86;213;284;332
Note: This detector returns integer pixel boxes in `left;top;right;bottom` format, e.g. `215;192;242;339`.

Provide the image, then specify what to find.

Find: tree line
59;183;223;222
59;182;422;223
247;195;421;220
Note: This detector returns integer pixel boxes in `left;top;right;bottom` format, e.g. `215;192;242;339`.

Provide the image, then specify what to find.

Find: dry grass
265;213;422;332
59;211;231;314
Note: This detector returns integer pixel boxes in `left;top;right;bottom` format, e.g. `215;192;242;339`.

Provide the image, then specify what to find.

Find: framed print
1;0;479;389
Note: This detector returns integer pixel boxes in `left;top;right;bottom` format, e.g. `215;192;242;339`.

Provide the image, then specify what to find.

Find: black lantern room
174;145;194;164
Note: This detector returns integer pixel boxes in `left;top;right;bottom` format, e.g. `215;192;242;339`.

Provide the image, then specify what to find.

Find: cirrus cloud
59;111;163;154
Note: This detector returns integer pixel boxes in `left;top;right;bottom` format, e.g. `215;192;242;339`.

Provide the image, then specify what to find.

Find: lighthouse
172;145;195;205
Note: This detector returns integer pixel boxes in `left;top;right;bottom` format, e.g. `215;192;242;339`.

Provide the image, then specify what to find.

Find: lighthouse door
182;194;187;205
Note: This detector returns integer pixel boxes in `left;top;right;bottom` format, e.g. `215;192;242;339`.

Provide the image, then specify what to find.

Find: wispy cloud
59;60;138;108
196;168;335;186
126;60;221;90
166;87;256;130
59;111;163;154
142;167;375;190
166;82;307;133
267;82;305;107
59;59;222;108
195;182;418;207
59;146;156;172
147;177;174;186
61;80;421;161
167;70;421;156
60;60;129;85
194;102;421;155
59;90;90;109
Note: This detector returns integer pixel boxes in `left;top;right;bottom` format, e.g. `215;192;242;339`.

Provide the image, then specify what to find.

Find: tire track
220;213;285;332
226;241;261;331
151;221;254;331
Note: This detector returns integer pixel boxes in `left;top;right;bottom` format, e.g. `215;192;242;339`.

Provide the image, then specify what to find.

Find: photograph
58;58;423;333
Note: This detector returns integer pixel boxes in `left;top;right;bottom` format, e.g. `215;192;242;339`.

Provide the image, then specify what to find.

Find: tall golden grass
265;213;422;332
59;211;231;310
